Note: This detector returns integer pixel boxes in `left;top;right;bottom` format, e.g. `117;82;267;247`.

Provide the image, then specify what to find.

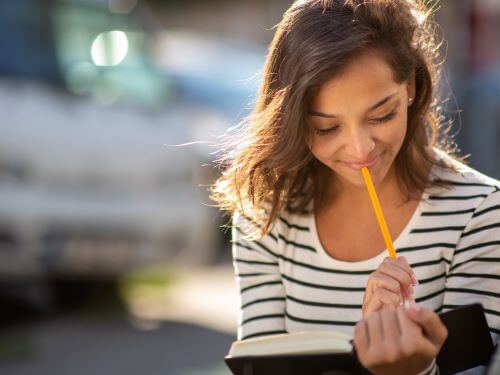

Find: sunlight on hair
410;7;427;25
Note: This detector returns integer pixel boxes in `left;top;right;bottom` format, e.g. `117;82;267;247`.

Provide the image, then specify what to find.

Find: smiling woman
211;1;500;374
212;1;455;234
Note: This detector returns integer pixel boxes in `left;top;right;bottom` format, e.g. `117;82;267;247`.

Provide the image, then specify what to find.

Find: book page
229;331;353;357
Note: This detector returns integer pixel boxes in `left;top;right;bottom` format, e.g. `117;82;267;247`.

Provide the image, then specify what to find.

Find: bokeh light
91;30;129;67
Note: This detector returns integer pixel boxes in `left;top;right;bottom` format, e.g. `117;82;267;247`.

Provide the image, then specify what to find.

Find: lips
343;153;382;170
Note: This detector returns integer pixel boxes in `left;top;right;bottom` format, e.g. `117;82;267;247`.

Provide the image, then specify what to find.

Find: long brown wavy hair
212;0;461;237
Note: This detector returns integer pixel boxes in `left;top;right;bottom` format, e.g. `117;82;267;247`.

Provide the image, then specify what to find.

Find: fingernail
411;274;419;286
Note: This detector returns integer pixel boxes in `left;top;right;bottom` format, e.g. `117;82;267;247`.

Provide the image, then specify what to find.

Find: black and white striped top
232;155;500;343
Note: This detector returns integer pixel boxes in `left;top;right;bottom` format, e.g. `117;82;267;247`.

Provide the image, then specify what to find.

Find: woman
212;0;499;374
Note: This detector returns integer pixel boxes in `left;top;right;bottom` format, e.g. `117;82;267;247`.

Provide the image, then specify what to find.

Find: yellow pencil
361;166;397;259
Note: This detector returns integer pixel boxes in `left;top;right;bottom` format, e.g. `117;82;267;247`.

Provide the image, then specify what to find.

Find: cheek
379;116;407;149
310;135;339;161
392;119;408;146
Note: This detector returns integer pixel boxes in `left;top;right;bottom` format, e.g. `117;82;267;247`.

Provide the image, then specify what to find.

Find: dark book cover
225;304;494;375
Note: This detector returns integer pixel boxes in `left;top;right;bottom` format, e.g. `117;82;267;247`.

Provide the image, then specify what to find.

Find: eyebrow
308;92;398;118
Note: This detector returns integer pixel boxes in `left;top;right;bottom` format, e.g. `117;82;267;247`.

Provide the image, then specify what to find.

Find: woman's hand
354;304;448;375
362;256;418;317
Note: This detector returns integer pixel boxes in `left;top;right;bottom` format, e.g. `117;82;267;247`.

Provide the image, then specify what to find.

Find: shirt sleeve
232;212;287;341
442;189;500;342
416;359;437;375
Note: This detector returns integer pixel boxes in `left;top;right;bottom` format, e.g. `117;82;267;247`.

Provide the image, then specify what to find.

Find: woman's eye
313;125;340;136
370;110;397;124
312;109;397;136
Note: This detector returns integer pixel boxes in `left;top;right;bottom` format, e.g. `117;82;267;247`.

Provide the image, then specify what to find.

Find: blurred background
0;0;498;374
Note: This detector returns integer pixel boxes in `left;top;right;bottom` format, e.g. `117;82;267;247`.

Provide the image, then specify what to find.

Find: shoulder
232;210;267;240
429;149;500;196
232;208;316;259
425;150;500;223
232;205;312;243
277;209;313;234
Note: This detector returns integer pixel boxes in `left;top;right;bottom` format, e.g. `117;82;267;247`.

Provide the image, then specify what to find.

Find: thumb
404;302;448;347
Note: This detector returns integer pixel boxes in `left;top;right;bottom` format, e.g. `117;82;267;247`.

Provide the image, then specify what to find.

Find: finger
401;285;408;304
408;290;415;303
363;288;401;317
380;308;401;342
407;284;415;296
396;305;421;337
401;284;415;304
354;319;376;369
404;303;448;347
380;309;402;363
396;306;429;358
385;256;417;285
366;312;384;344
374;287;402;307
354;320;369;354
396;256;419;285
378;260;413;289
369;272;402;295
362;295;383;317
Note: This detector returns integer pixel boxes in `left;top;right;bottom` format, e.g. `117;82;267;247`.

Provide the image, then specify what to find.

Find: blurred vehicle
0;80;223;278
151;29;263;119
0;0;263;288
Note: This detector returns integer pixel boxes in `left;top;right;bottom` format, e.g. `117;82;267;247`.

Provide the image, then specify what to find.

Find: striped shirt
232;155;500;344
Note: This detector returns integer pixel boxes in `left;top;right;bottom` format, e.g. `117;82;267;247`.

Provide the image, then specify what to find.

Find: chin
332;162;391;188
341;174;367;187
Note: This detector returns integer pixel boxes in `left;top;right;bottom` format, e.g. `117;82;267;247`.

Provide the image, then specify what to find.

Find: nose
344;126;376;162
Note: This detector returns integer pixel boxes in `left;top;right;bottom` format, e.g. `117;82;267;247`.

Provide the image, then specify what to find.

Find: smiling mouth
343;153;383;171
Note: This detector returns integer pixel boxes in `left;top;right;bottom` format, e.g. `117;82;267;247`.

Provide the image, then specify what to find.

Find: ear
406;70;416;106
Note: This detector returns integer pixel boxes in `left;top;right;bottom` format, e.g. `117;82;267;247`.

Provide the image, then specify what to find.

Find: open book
225;304;494;375
228;330;352;357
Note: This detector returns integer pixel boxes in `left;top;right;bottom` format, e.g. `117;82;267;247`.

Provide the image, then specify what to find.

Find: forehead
311;51;403;113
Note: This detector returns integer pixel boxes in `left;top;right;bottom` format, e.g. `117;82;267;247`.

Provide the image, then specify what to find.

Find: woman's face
308;51;415;191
